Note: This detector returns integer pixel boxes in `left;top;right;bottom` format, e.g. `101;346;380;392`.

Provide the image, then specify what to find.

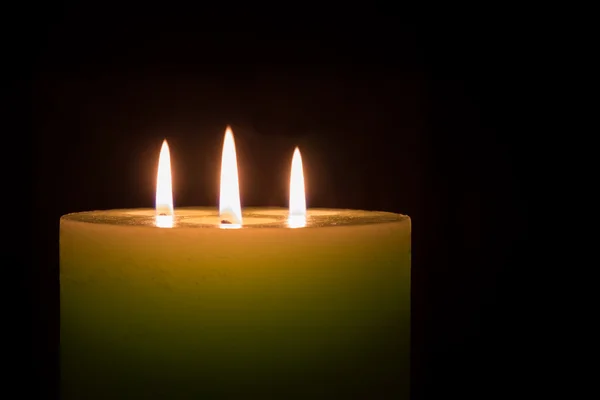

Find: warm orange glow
219;126;242;228
288;147;306;228
155;139;174;228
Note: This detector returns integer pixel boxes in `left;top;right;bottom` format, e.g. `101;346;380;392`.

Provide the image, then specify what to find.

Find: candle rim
60;207;409;229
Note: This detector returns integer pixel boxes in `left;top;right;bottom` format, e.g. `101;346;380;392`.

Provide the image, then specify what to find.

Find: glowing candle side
59;210;410;399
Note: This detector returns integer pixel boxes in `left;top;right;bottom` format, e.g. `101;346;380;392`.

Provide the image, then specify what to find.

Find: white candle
60;127;411;399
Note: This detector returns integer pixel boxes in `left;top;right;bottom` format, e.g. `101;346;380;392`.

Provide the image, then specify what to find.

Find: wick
221;220;232;224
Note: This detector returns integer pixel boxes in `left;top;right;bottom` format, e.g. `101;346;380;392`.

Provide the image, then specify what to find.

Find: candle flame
288;147;306;228
219;126;242;228
156;139;174;228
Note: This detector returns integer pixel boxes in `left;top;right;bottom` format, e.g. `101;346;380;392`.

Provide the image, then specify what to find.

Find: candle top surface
61;207;408;229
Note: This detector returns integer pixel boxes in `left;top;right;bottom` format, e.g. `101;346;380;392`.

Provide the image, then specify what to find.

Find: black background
24;9;528;400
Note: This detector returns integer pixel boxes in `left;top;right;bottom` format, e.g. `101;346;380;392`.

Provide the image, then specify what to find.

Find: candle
60;127;411;399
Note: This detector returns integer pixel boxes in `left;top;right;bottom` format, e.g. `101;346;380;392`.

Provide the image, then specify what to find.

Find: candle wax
60;207;410;399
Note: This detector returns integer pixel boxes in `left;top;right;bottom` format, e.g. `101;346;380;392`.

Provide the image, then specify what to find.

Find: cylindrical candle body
60;208;410;399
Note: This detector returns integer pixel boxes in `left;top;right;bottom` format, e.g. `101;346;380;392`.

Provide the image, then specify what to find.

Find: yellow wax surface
60;207;410;399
